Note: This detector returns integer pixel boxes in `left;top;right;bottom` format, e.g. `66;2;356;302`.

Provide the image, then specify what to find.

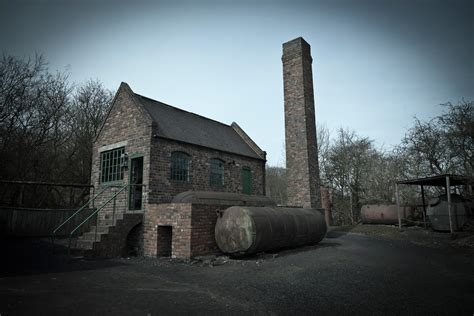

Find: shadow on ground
0;237;128;277
325;225;355;238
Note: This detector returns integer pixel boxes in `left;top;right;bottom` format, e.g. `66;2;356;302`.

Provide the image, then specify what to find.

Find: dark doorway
129;156;143;210
124;223;143;257
157;226;172;257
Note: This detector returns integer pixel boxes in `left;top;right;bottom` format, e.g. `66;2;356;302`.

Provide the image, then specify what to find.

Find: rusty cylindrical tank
360;204;415;224
427;194;472;231
215;206;327;256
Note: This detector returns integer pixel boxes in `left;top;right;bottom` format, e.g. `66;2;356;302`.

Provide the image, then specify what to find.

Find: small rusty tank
427;194;473;231
360;204;419;224
215;206;327;256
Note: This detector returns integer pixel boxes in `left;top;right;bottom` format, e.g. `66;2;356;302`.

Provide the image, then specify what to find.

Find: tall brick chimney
282;37;321;209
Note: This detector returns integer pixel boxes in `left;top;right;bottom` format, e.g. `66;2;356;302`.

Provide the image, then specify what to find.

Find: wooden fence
0;206;94;237
0;180;94;237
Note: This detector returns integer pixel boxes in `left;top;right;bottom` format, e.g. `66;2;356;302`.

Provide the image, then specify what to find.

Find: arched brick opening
124;222;143;257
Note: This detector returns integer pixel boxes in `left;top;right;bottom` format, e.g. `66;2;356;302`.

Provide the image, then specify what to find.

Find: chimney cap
282;37;312;61
283;37;310;48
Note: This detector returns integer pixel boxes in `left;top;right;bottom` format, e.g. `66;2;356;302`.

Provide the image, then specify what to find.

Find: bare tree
0;54;112;207
265;166;287;205
398;100;473;178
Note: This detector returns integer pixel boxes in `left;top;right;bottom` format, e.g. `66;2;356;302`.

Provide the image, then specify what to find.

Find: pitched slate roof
134;93;264;160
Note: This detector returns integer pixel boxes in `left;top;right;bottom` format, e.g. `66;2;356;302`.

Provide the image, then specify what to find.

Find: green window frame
210;158;224;187
100;147;125;183
171;151;190;182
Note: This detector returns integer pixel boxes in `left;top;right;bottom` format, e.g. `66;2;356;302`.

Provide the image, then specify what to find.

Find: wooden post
349;193;354;225
396;183;402;231
420;185;427;229
446;176;454;234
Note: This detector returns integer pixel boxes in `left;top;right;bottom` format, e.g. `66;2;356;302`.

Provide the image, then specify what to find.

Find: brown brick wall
90;83;153;219
89;83;266;259
90;83;266;217
143;203;192;259
148;137;265;204
190;204;222;256
145;203;240;259
282;37;321;209
90;213;143;258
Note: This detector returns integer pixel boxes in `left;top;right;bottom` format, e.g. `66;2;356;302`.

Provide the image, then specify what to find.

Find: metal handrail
67;184;129;254
51;184;116;249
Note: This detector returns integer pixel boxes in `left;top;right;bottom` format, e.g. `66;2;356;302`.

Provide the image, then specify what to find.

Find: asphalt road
1;231;473;315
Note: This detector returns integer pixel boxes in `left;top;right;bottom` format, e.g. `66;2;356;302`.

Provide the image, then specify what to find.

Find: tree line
266;101;473;224
0;54;112;207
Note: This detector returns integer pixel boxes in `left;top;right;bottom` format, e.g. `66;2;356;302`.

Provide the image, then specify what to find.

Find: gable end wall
90;87;153;219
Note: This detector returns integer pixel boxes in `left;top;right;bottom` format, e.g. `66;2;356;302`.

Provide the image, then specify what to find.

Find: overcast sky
1;0;473;166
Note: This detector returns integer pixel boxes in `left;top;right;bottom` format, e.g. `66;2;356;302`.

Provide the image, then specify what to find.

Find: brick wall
190;204;222;256
144;194;274;259
320;186;332;226
90;83;153;220
144;203;233;259
148;138;265;204
90;213;143;258
143;203;225;259
144;203;192;259
89;82;267;259
90;82;266;217
282;37;321;209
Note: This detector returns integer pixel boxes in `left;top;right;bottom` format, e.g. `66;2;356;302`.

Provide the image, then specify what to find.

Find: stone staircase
52;184;145;258
74;212;143;258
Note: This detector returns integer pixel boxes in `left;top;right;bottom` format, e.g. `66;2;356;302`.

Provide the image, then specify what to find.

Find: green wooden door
129;156;143;210
242;167;252;195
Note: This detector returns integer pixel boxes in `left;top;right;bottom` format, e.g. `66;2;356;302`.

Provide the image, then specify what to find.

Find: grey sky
1;0;473;166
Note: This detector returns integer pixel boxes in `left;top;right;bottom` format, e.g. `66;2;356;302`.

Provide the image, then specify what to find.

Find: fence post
396;183;402;231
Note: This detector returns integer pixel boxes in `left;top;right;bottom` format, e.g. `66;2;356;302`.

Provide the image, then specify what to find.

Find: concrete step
100;212;124;219
79;231;105;242
76;239;95;250
98;219;116;226
88;225;110;234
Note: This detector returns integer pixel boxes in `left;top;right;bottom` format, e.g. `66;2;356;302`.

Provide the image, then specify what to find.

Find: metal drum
427;194;473;231
361;204;414;224
215;206;327;256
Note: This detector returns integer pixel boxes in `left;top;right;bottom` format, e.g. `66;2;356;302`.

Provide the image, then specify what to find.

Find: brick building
72;36;322;259
75;82;267;257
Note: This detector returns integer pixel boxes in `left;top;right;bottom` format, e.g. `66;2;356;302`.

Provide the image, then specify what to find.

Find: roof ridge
134;93;232;129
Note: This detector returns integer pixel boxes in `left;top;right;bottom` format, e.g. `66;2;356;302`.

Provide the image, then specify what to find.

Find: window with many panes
170;151;190;182
100;147;125;183
210;158;224;187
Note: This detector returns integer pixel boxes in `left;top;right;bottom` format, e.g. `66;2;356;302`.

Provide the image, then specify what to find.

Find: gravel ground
334;224;474;249
1;230;473;315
